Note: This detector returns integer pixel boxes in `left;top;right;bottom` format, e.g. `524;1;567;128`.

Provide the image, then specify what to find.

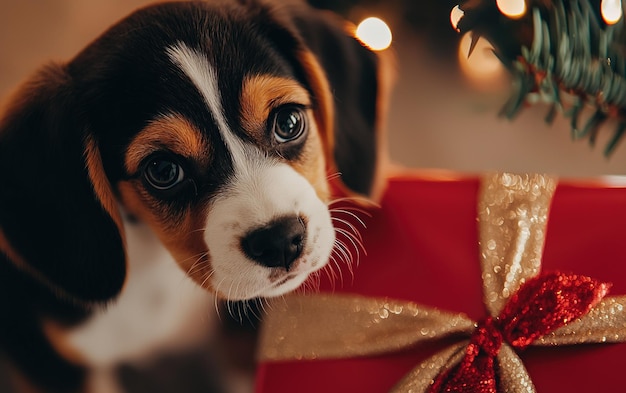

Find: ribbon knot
428;272;610;393
258;174;626;393
427;317;504;393
472;317;503;358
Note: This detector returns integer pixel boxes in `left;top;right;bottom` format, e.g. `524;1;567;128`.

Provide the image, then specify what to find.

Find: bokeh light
450;5;465;32
601;0;623;24
458;33;506;89
496;0;527;19
356;17;393;51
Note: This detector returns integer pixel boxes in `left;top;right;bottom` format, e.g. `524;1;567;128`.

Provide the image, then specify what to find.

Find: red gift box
255;171;626;393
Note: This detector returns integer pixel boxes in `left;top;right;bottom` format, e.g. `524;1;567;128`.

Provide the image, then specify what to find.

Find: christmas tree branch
456;0;626;155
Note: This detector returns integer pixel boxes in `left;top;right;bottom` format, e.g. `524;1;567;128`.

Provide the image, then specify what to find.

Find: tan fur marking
117;181;212;289
299;24;396;203
0;228;27;269
240;73;329;200
296;50;336;168
291;109;330;202
124;114;210;174
240;75;311;138
41;319;86;366
5;363;52;393
84;136;125;239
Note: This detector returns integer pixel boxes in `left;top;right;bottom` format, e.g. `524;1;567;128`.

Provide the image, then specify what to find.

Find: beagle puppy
0;0;390;391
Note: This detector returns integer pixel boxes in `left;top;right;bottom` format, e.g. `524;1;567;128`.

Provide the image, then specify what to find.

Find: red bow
428;272;611;393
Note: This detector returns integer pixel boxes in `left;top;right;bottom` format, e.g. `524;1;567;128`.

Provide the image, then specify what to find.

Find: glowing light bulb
450;5;465;32
601;0;623;25
458;33;505;89
355;17;392;51
496;0;527;19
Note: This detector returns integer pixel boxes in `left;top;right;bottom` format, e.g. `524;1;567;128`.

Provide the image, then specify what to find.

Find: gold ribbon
258;173;626;392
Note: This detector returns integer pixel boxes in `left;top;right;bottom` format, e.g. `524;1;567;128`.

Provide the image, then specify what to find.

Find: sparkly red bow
429;272;610;393
258;174;626;393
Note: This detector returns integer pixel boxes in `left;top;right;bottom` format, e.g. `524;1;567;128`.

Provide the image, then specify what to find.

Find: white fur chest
65;219;215;369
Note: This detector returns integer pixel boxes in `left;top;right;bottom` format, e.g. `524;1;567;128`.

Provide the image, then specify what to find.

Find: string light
496;0;527;19
601;0;623;25
458;33;505;89
450;5;465;32
355;17;392;51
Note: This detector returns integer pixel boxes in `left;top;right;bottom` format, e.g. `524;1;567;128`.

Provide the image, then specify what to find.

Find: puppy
0;0;390;391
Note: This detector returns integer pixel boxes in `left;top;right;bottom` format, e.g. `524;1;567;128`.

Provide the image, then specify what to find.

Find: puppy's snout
241;216;306;270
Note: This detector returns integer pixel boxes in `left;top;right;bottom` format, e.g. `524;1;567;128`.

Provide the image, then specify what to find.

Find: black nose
241;216;306;270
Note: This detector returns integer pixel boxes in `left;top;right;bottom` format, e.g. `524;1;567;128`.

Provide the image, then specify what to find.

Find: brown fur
124;114;211;174
0;228;27;269
84;135;126;243
294;50;336;169
239;75;311;137
117;180;212;287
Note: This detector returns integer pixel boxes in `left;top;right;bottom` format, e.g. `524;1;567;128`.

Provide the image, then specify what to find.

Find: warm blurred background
1;0;626;392
2;0;626;178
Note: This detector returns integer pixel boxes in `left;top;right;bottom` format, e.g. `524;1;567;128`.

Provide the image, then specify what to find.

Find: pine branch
456;0;626;155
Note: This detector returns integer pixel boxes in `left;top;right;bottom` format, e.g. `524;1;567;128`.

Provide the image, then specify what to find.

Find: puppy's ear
0;63;126;304
270;3;393;200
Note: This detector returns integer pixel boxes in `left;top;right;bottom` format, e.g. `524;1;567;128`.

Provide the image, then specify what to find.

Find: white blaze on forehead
166;43;335;300
166;42;250;170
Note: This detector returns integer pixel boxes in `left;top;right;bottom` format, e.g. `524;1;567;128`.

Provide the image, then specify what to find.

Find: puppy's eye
272;106;306;143
143;157;185;190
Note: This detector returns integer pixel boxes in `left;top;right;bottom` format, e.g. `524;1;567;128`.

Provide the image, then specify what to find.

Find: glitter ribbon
427;272;610;393
258;173;626;392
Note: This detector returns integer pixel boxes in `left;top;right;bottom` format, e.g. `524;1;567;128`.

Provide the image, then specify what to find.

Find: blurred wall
2;0;626;178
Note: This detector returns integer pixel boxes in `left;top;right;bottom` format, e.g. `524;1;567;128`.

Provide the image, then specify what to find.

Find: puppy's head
0;0;390;303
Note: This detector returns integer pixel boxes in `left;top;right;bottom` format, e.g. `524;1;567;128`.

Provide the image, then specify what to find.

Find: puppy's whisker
297;277;314;296
335;227;366;257
331;216;365;242
226;285;237;321
334;238;356;281
334;229;360;265
323;258;338;290
180;250;209;265
326;172;342;181
235;302;245;325
330;257;345;287
308;274;321;294
213;276;229;320
199;269;216;289
238;263;259;296
329;207;372;226
337;231;365;261
263;296;276;313
249;298;264;322
333;239;352;266
180;254;209;280
187;227;207;235
257;297;269;316
230;302;243;324
309;271;321;293
328;196;379;209
237;297;255;323
329;249;346;286
185;253;210;277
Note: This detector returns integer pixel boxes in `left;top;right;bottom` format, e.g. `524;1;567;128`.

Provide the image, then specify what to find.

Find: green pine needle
456;0;626;156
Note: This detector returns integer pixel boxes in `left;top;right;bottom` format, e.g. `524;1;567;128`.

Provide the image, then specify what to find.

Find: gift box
255;171;626;393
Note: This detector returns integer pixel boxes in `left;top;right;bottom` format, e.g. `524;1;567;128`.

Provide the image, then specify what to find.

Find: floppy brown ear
270;2;394;200
0;63;126;304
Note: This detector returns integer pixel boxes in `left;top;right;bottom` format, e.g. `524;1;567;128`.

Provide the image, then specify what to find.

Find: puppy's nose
241;216;306;270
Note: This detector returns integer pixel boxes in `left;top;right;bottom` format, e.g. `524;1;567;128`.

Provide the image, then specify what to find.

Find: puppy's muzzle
241;215;306;271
